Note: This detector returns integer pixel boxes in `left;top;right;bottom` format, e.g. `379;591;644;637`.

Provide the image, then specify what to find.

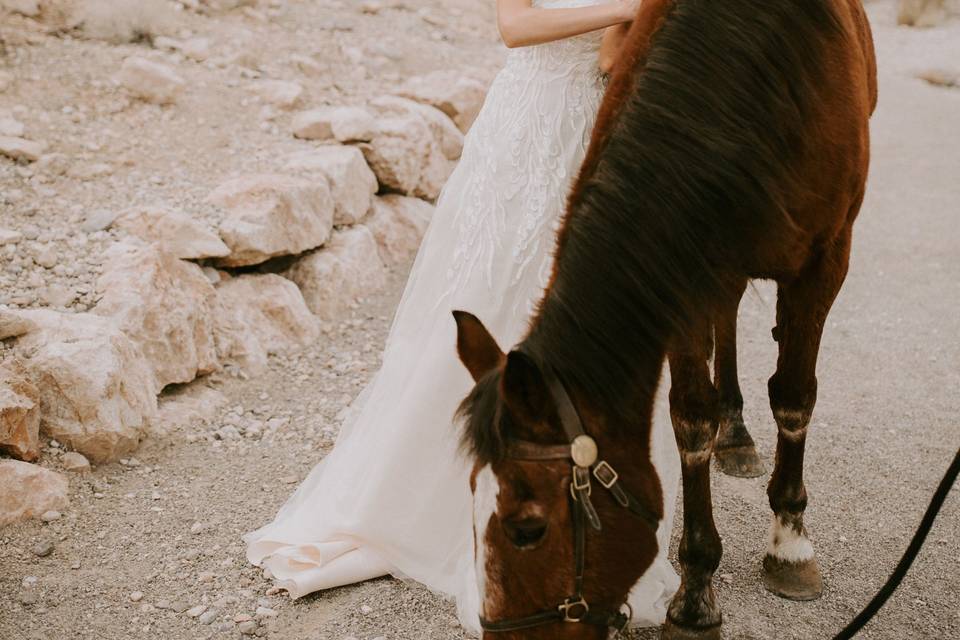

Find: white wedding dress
245;0;681;633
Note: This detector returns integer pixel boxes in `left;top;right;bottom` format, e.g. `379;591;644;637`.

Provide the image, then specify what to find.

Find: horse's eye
502;517;548;549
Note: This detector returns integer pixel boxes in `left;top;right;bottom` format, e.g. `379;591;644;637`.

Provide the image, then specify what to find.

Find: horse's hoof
661;618;722;640
763;554;823;601
714;445;765;478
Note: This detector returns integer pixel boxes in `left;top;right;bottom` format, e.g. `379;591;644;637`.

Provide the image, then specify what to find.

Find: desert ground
1;1;958;639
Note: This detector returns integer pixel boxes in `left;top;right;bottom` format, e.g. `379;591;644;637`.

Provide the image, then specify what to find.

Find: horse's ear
453;311;505;381
501;350;550;424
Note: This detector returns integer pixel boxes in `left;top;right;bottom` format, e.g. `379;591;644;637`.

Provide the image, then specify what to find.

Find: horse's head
453;311;663;639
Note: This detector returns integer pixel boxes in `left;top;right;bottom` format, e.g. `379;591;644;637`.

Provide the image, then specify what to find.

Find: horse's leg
663;324;723;640
713;279;765;478
763;229;852;601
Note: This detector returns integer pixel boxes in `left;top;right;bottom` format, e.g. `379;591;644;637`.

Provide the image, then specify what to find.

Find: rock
35;153;70;176
238;620;258;635
40;284;77;308
359;115;452;199
80;209;119;233
363;195;433;266
917;68;959;88
0;309;36;339
9;310;157;463
94;242;220;390
66;162;113;181
898;0;949;26
129;591;144;602
0;116;25;138
0;227;23;246
199;608;220;625
254;606;276;619
251;80;304;109
0;136;45;163
154;383;228;434
40;510;61;522
0;361;42;462
214;274;319;374
285;146;377;225
398;71;487;133
283;226;387;320
61;451;91;472
210;174;334;267
113;206;230;260
369;95;464;161
292;107;377;142
117;57;186;105
32;540;54;557
290;53;324;77
186;604;208;618
155;36;211;62
0;460;69;528
2;0;40;18
19;590;38;606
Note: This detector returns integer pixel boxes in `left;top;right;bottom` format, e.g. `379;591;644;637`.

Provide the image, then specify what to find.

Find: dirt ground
1;1;958;639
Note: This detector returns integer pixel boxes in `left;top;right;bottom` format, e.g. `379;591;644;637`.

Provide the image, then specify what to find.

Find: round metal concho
570;435;598;468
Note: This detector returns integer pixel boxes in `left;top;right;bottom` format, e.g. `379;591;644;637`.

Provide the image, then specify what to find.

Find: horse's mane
462;0;844;462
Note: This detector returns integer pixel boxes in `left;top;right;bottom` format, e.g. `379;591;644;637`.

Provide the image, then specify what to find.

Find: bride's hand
618;0;641;21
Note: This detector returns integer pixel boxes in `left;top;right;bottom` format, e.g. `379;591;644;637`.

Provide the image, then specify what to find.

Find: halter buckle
593;460;619;489
570;465;592;501
558;597;590;622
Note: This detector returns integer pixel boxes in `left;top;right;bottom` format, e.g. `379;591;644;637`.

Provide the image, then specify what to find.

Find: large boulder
0;361;41;462
292;106;378;143
0;460;69;528
285;146;377;226
363;195;434;265
214;274;320;375
283;226;387;321
398;71;487;133
93;242;220;390
210;174;335;267
358;115;453;200
113;206;230;260
369;95;464;161
10;310;157;463
117;57;185;105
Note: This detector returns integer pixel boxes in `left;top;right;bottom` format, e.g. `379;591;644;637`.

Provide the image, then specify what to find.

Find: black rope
832;447;960;640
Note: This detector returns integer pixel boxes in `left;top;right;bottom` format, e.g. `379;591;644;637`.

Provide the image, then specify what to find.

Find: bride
245;0;680;633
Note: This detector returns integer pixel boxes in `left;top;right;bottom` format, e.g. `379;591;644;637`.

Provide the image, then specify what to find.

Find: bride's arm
497;0;638;49
598;22;631;73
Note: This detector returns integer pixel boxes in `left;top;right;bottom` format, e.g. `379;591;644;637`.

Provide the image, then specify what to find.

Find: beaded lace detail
438;0;608;322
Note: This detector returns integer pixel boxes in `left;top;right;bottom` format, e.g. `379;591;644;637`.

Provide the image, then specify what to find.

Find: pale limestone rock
61;451;90;472
251;80;304;109
285;146;377;226
369;95;463;161
363;195;434;266
0;309;36;339
0;117;25;138
117;57;185;105
210;174;334;267
154;382;227;435
0;362;41;462
283;226;387;320
292;107;377;143
35;153;70;176
0;227;23;246
359;115;452;200
10;310;157;463
1;0;40;18
94;242;220;390
214;274;319;374
398;71;487;133
0;136;45;163
898;0;948;26
114;206;230;260
0;460;69;528
155;36;211;62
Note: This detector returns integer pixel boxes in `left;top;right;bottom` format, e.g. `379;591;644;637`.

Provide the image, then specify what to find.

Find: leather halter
478;356;661;636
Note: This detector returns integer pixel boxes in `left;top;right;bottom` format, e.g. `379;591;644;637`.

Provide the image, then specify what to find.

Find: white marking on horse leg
681;447;713;465
473;465;501;614
766;514;815;563
773;409;810;442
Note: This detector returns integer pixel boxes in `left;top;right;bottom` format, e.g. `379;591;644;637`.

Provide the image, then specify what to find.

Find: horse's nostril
503;518;548;549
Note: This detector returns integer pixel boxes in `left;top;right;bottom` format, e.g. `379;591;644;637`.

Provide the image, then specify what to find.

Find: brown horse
453;0;877;638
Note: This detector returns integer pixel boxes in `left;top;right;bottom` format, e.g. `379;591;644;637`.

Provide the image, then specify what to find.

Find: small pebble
255;606;277;619
199;609;219;625
40;510;61;522
129;591;144;602
19;591;38;606
238;620;258;635
32;541;54;557
186;604;208;618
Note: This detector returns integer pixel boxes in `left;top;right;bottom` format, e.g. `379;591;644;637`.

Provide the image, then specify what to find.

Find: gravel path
1;2;958;640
